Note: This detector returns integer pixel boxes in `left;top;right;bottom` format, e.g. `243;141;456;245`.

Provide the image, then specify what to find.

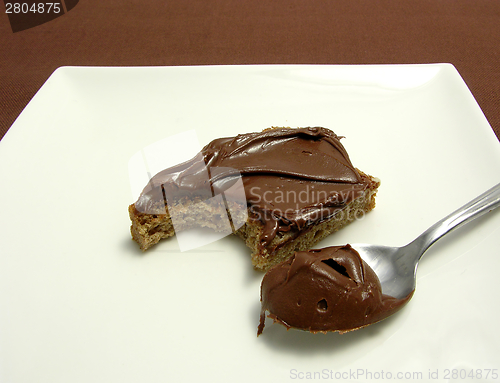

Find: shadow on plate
119;234;264;284
120;236;144;255
222;234;265;283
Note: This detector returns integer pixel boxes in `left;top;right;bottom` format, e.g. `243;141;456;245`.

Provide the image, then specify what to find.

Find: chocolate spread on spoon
135;127;372;248
258;245;413;335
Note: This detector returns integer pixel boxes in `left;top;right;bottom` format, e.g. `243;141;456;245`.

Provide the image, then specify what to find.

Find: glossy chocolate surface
135;127;371;247
258;245;413;335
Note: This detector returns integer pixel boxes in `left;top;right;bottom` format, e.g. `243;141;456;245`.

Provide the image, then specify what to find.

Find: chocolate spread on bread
257;245;412;335
134;127;373;250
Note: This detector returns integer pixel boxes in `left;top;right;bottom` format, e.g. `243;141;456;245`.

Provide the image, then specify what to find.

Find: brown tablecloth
1;0;499;141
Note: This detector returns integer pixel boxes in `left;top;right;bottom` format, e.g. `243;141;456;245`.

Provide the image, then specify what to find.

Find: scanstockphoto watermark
289;368;499;381
290;369;423;380
247;185;371;224
129;130;249;251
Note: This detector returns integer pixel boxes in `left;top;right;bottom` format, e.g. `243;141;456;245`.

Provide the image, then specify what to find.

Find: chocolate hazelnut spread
257;245;413;335
135;127;372;248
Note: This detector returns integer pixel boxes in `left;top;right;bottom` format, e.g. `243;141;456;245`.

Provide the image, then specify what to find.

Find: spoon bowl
352;182;500;300
257;183;500;335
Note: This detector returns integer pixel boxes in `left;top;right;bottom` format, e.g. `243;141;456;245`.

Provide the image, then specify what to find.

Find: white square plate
1;64;499;382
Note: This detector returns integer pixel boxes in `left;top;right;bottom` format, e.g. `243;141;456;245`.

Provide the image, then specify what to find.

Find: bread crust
129;170;379;271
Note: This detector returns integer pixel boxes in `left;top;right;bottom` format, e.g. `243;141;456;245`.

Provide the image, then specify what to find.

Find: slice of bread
128;127;379;271
234;170;379;270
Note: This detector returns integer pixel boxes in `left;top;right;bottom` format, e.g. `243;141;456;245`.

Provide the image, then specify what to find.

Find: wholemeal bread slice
128;127;379;271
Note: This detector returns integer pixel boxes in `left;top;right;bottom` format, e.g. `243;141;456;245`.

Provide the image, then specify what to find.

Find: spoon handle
409;182;500;259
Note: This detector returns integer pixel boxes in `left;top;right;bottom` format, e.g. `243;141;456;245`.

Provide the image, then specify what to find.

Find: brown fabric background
1;0;499;141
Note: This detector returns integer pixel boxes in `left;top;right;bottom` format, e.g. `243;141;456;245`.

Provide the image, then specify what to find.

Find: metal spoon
352;182;500;300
